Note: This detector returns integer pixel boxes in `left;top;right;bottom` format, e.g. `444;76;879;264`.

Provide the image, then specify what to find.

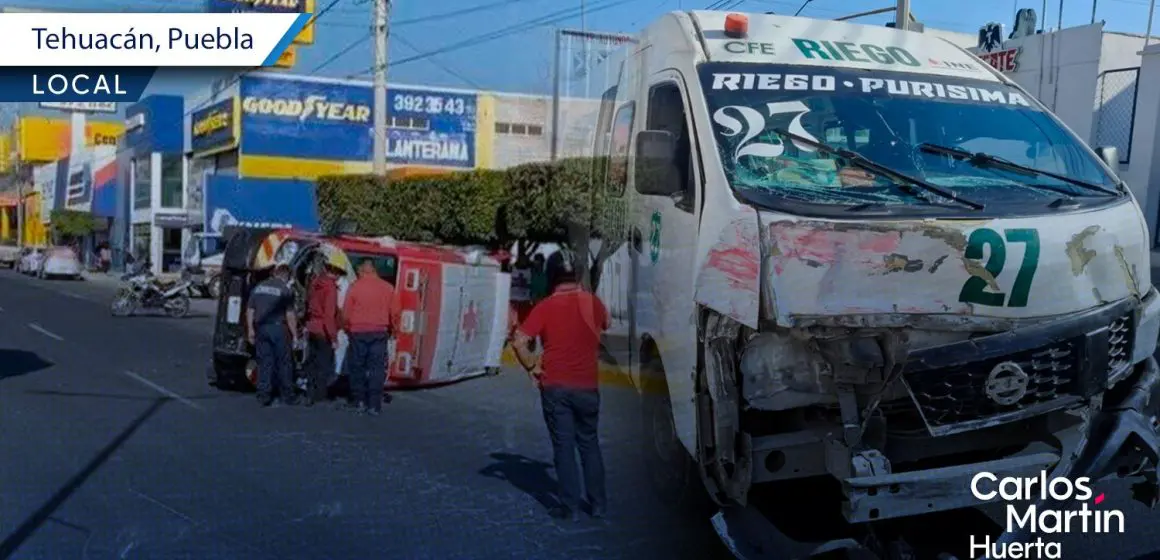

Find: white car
18;248;44;275
38;247;82;280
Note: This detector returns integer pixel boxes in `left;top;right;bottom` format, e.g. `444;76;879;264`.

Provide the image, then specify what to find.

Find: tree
315;157;625;290
49;209;98;244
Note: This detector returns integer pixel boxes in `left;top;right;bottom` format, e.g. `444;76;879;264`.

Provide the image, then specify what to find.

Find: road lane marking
122;370;203;411
28;323;64;341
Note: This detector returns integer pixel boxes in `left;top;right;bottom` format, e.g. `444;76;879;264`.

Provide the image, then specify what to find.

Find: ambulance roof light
724;13;748;38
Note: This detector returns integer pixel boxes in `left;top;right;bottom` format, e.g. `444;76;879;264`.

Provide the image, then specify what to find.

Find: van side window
594;86;618;158
607;102;635;196
640;82;693;209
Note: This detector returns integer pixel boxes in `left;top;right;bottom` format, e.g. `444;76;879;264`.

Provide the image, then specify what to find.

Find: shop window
160;153;183;209
133;157;151;210
131;223;150;262
495;122;510;134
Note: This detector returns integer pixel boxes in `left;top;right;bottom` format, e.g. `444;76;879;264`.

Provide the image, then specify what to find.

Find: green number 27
957;228;1040;308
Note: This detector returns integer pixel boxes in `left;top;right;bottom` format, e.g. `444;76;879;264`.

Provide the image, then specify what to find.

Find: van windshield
699;63;1121;215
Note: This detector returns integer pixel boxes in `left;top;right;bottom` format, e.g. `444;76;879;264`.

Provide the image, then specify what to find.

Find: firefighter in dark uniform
512;249;610;521
246;263;299;407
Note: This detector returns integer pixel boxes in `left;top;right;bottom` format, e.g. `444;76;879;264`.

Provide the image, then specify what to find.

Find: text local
33;73;125;96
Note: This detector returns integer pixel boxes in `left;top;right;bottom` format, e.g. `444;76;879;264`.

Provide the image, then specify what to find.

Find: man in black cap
246;263;298;407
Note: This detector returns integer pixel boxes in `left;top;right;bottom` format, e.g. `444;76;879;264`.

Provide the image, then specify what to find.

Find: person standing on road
304;255;343;406
512;249;610;521
342;258;396;416
246;263;299;407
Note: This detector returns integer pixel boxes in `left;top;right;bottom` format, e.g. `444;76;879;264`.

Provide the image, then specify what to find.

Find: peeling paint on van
695;209;762;328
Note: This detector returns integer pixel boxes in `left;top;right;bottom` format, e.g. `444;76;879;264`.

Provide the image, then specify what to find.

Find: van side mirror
634;130;682;196
1095;146;1120;176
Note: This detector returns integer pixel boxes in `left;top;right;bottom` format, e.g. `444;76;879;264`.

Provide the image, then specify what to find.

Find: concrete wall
1124;44;1160;246
490;93;602;168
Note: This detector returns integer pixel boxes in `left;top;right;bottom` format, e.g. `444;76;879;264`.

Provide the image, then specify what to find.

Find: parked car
18;248;44;275
0;243;19;268
38;247;83;280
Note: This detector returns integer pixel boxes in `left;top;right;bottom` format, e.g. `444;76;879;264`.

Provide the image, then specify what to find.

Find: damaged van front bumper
842;293;1160;524
715;290;1160;559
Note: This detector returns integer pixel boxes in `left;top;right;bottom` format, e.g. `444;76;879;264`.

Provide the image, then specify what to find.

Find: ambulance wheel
639;347;714;516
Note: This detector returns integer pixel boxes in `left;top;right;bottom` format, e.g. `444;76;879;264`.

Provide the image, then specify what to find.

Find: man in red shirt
512;249;610;521
342;258;397;416
303;255;343;406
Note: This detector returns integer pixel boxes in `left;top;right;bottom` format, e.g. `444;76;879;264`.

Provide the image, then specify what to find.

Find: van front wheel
639;354;714;515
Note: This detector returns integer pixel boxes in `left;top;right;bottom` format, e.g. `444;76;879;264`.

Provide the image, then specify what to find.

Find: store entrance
162;227;183;273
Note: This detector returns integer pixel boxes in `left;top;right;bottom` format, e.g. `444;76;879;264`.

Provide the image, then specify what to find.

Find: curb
499;346;668;395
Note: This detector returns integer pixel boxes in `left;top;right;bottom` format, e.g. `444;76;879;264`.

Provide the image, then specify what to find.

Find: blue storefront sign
206;0;303;13
190;98;239;156
204;174;319;234
240;75;374;161
387;88;476;168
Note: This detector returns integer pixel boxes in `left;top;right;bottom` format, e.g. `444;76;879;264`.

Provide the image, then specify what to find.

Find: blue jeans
348;332;388;412
255;324;294;401
540;387;606;512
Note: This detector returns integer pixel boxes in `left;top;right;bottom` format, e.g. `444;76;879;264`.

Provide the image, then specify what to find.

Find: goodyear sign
206;0;315;44
239;75;374;161
191;97;239;156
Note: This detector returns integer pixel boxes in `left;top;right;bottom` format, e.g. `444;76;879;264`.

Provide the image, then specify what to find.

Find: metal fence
1093;67;1140;164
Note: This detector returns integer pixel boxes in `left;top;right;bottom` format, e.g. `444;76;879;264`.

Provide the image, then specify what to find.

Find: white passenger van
594;10;1160;557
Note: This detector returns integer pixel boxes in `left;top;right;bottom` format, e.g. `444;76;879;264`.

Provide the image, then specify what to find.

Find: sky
6;0;1160;122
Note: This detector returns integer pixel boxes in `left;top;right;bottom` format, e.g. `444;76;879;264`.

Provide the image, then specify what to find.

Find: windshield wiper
771;128;985;211
917;142;1120;197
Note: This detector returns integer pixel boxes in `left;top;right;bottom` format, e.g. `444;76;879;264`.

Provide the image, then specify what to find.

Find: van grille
1107;314;1134;377
904;340;1080;429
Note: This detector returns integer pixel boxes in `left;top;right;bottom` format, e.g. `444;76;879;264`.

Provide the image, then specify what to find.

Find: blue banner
387;88;476;168
190;98;238;155
239;75;373;161
203;174;319;234
0;68;155;102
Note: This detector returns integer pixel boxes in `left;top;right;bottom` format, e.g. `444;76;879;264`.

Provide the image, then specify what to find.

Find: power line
309;31;371;73
393;35;482;88
370;0;645;73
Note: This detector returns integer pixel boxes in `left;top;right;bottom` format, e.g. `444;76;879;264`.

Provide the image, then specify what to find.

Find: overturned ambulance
593;9;1160;558
210;228;510;391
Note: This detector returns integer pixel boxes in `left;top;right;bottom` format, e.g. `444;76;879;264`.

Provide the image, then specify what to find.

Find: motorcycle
110;270;193;318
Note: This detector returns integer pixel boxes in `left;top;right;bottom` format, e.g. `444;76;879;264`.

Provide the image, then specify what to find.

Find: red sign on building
978;48;1021;73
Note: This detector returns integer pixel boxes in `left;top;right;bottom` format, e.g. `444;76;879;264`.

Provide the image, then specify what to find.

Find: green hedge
316;157;619;248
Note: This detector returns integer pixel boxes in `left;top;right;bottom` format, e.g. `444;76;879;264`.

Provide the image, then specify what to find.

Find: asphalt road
0;270;726;559
4;268;1160;560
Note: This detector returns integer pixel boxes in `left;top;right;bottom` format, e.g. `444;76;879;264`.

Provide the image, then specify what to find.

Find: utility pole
895;0;910;30
372;0;391;176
